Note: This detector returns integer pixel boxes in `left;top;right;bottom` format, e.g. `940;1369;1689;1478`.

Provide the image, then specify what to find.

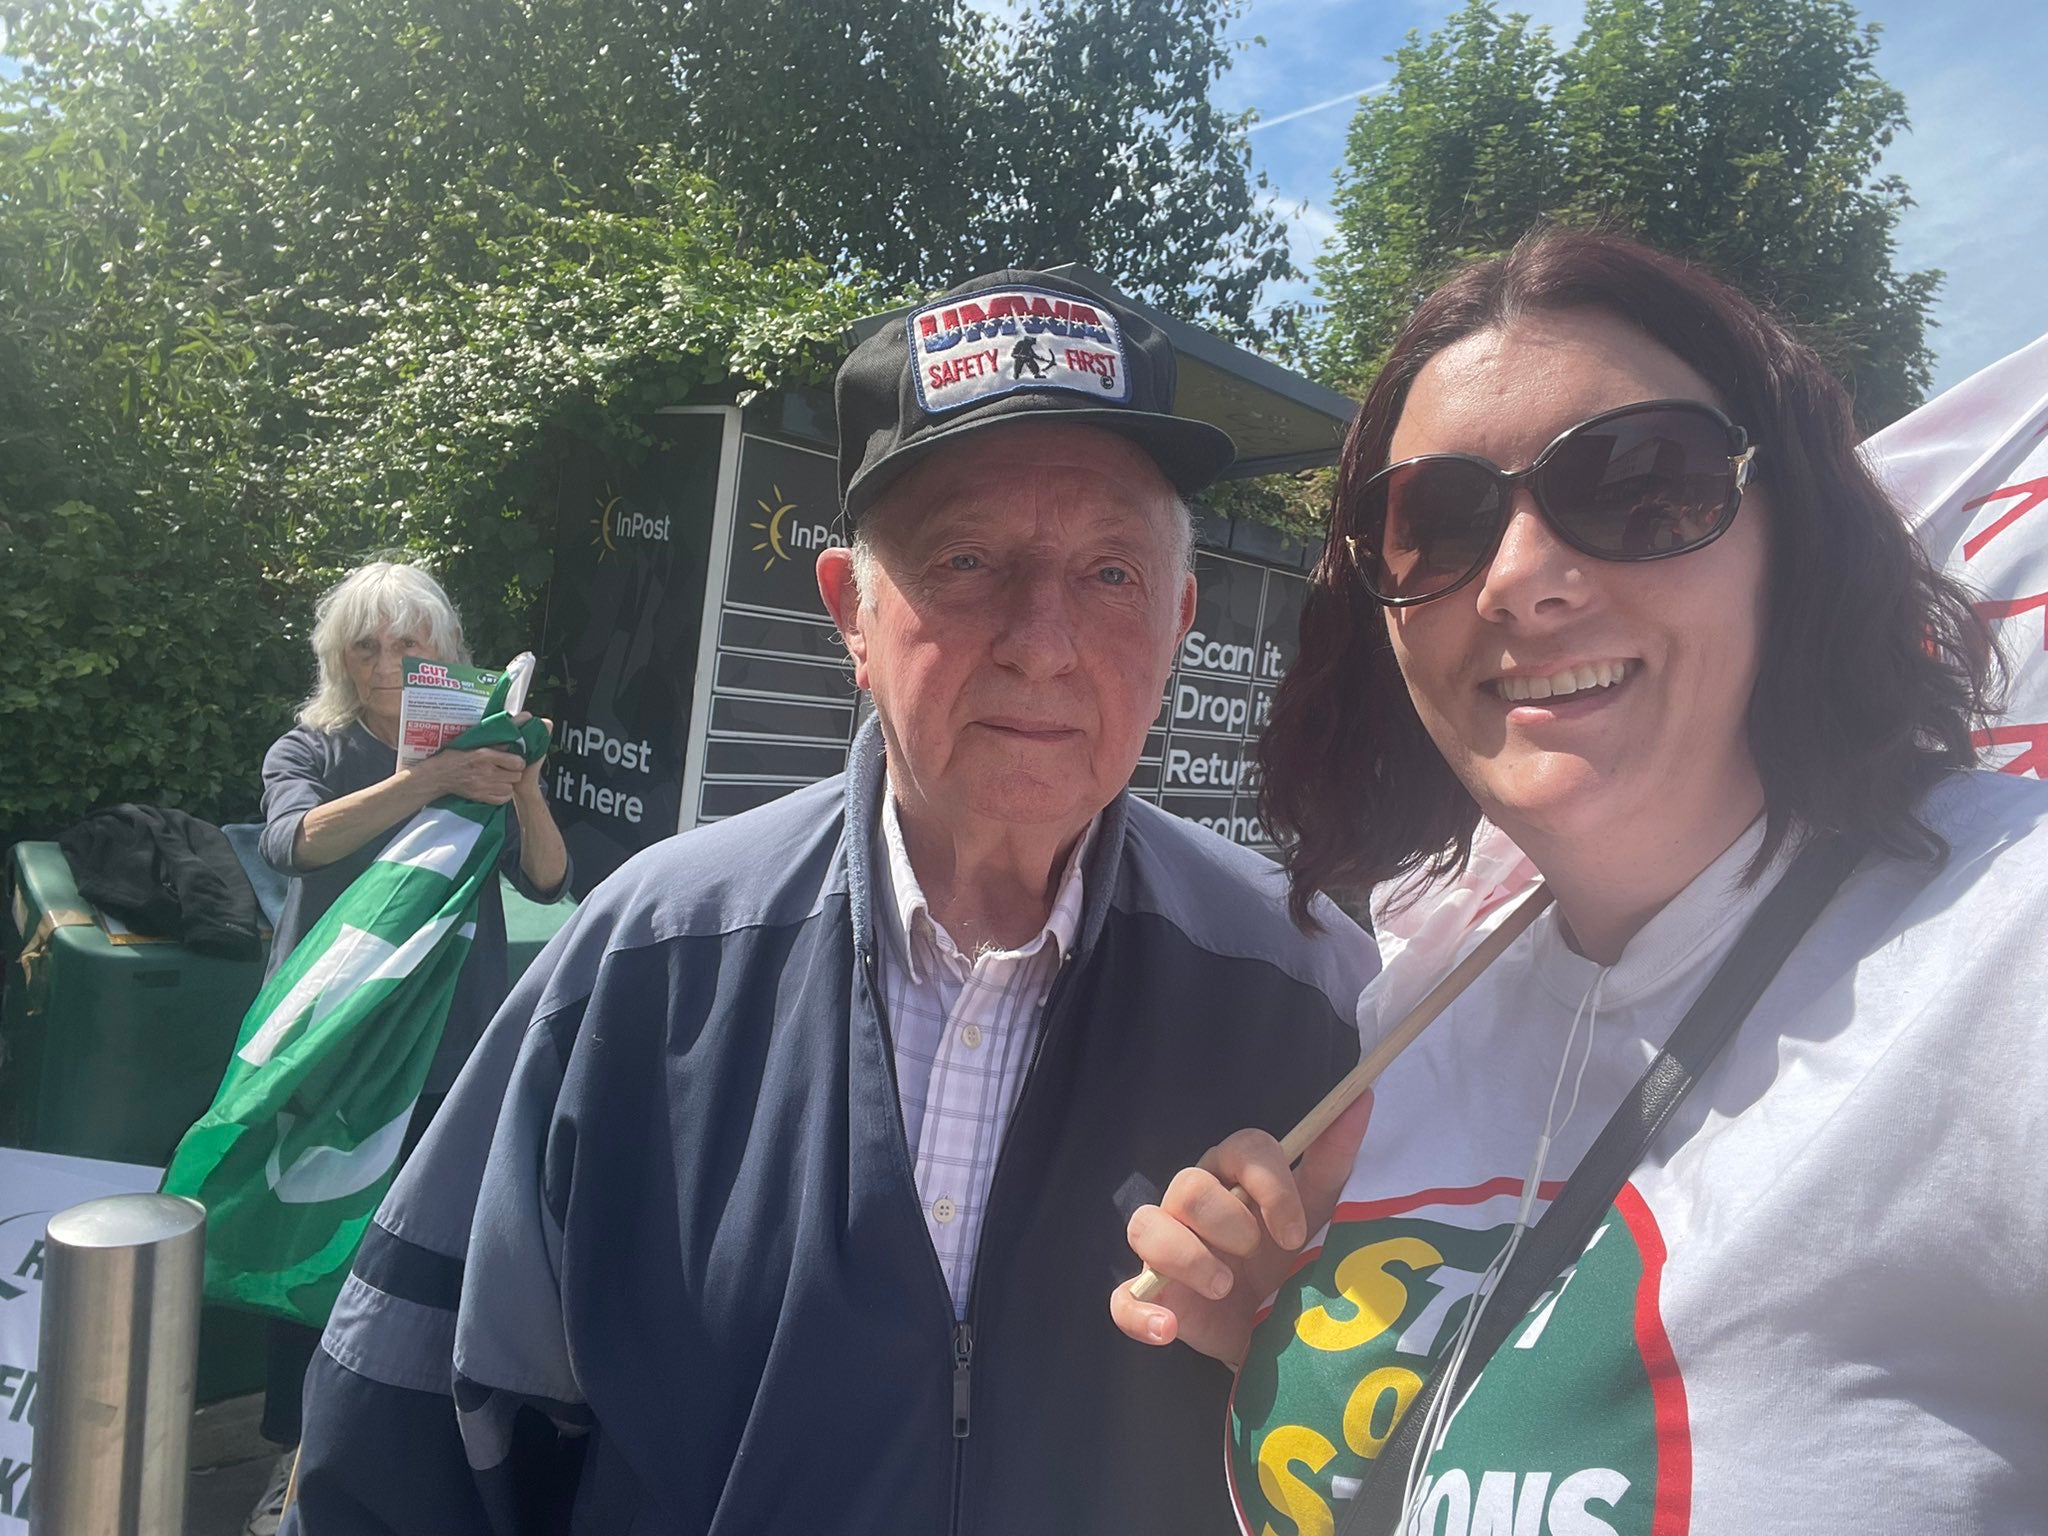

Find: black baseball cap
835;267;1237;521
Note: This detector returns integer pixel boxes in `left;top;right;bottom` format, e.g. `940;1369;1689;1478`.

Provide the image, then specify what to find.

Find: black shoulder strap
1341;833;1863;1536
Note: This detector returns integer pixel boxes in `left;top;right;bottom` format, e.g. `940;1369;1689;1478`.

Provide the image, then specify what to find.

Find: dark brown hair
1261;228;1996;926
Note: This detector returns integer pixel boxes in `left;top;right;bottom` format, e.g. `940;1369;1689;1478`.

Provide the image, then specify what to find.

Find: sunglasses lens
1363;458;1506;601
1540;407;1739;557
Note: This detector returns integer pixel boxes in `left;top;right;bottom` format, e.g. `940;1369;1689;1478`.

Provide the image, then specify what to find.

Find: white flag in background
1865;333;2048;775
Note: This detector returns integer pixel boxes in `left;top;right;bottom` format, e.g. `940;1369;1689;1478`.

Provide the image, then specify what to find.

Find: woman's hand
291;726;529;869
1110;1091;1373;1368
505;715;570;896
511;713;550;802
415;743;528;805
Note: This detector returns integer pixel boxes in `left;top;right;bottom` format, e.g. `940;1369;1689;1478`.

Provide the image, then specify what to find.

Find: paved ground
187;1393;279;1536
190;1454;276;1535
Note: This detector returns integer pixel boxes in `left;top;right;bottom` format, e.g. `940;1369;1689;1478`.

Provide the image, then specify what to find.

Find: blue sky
1215;0;2048;395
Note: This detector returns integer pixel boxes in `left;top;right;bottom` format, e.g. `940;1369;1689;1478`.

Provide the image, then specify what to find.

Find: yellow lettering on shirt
1295;1237;1443;1352
1342;1365;1424;1459
1255;1424;1338;1536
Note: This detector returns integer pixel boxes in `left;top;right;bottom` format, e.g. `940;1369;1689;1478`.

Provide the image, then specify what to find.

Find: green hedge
0;500;302;849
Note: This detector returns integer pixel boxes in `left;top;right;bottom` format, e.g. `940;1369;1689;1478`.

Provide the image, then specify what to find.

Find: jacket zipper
863;938;980;1529
866;929;1085;1536
951;1321;974;1437
946;953;1080;1534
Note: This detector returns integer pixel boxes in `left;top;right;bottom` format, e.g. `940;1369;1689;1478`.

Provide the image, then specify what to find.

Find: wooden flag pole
1127;882;1552;1305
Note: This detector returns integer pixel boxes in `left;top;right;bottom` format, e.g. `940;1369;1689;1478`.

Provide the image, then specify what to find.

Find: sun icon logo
590;486;622;563
749;485;798;571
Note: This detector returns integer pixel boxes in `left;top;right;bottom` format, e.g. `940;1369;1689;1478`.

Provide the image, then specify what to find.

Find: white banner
1864;333;2048;774
0;1148;164;1528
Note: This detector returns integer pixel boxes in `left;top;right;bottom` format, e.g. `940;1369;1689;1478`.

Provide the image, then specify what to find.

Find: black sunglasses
1343;398;1759;606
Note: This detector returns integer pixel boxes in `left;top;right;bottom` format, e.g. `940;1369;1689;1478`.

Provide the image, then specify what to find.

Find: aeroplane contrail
1246;81;1387;133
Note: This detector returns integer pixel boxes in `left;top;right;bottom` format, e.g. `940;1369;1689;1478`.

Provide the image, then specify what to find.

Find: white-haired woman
245;559;568;1535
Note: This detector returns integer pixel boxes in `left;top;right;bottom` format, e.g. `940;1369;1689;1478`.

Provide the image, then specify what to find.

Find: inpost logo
747;483;839;571
590;485;672;562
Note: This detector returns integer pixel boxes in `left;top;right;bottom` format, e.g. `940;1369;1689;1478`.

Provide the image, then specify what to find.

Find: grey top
259;722;570;1094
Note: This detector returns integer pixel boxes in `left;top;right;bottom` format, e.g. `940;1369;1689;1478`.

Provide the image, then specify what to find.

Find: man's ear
816;546;871;687
1175;568;1198;644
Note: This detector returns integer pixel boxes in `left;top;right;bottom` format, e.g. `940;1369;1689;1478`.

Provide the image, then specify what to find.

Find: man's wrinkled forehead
865;421;1177;540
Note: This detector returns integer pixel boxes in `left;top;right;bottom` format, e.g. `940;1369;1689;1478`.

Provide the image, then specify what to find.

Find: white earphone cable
1394;969;1608;1527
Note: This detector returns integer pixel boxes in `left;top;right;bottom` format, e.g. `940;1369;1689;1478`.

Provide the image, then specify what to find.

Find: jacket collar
844;713;1130;969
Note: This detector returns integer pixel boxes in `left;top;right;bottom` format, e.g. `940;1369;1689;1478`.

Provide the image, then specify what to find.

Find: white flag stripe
1864;332;2048;539
377;805;486;878
264;1105;414;1204
238;911;465;1067
308;911;463;1029
238;923;388;1067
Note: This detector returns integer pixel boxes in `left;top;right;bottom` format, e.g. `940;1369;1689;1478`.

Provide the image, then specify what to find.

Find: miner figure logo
1011;336;1051;380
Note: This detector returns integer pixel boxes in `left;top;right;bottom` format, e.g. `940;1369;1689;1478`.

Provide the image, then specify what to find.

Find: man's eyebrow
913;506;980;538
887;487;1174;545
885;500;983;548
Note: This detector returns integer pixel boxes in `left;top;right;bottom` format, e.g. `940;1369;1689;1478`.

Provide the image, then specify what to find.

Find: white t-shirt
1228;770;2048;1536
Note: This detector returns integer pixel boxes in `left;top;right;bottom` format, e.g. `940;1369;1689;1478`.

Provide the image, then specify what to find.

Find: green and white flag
163;691;548;1328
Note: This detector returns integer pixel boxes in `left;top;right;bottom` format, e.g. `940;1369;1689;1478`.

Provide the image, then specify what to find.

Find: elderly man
286;270;1376;1535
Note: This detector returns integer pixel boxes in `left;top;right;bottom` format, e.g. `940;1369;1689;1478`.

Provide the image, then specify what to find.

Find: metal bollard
32;1193;206;1536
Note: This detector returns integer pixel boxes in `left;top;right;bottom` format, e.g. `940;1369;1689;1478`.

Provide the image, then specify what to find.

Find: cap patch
908;285;1131;415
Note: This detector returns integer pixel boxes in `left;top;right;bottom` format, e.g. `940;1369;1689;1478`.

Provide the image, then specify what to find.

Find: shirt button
960;1023;983;1050
932;1196;958;1225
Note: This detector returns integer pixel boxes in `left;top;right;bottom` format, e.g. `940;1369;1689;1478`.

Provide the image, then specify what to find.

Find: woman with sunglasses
1111;229;2048;1534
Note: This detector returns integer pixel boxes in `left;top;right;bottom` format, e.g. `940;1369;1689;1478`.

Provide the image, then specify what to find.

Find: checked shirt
875;793;1094;1317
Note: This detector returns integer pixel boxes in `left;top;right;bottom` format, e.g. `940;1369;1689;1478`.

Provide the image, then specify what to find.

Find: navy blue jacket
288;722;1376;1535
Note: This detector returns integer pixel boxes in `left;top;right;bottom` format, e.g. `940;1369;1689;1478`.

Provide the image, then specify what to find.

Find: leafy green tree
1314;4;1561;372
58;0;1294;336
1;7;301;844
1315;0;1940;428
0;0;1298;844
976;0;1296;340
0;0;864;846
283;158;868;662
661;0;1298;339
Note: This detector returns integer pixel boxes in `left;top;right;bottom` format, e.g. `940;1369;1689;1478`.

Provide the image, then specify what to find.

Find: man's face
820;422;1197;836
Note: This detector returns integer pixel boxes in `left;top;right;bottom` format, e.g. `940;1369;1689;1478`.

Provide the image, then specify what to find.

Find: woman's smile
1488;658;1633;703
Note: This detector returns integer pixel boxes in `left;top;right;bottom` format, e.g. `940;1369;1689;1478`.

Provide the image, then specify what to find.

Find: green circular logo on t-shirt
1228;1187;1690;1536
